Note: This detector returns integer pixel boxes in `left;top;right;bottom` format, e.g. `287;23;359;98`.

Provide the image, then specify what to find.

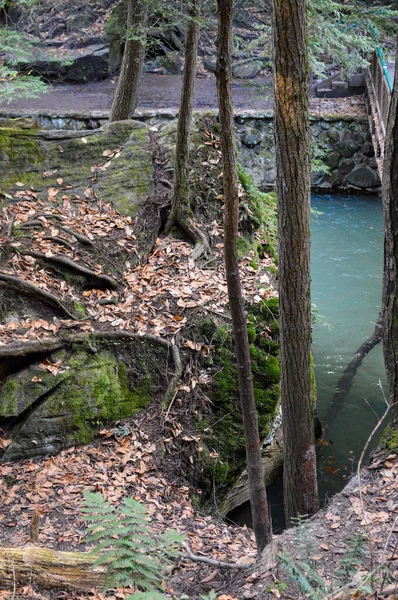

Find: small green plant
82;492;184;599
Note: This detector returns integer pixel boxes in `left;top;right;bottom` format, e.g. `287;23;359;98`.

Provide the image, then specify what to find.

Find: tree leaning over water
273;0;319;524
216;0;271;554
382;37;398;434
109;0;147;122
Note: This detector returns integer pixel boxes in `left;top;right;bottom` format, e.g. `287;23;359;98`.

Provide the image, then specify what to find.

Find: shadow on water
227;193;387;530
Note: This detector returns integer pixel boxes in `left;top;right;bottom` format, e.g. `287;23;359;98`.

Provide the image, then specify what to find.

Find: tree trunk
109;0;147;122
382;39;398;431
273;0;319;524
216;0;271;554
165;0;209;260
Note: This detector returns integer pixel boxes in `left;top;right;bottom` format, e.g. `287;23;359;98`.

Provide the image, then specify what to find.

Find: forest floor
0;430;396;600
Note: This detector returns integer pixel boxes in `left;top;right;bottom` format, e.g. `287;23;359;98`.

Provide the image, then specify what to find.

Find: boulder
241;130;261;148
363;142;375;158
338;139;360;158
1;343;170;462
346;165;381;188
338;158;356;176
14;44;110;83
0;120;154;216
232;60;263;79
325;151;340;170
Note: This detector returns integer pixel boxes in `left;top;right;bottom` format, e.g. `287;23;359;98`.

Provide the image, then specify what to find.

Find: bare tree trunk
165;0;209;260
273;0;319;524
216;0;271;554
382;39;398;431
109;0;147;122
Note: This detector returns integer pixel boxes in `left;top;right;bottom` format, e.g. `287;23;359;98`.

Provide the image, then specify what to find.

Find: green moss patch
198;297;280;500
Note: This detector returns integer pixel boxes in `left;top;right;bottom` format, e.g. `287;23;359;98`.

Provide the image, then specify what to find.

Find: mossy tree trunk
382;38;398;431
165;0;209;260
216;0;271;554
109;0;147;122
273;0;319;524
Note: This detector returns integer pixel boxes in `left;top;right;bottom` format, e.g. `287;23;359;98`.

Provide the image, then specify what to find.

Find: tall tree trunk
216;0;271;554
109;0;147;122
273;0;319;524
382;39;398;431
165;0;209;260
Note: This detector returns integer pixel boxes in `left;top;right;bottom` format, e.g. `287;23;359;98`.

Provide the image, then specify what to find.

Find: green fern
81;492;184;598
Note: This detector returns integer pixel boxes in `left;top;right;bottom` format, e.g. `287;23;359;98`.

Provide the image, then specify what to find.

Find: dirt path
0;74;273;114
0;73;365;116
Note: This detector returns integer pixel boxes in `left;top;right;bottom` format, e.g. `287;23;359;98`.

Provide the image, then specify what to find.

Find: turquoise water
228;193;387;528
312;193;387;502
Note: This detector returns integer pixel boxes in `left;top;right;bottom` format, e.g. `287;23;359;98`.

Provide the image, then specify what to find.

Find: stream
228;193;387;531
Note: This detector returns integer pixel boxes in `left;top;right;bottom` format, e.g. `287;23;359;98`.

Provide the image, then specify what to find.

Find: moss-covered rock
0;120;153;216
1;340;170;462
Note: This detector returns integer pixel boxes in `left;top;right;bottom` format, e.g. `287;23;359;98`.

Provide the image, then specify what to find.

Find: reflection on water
312;194;386;503
227;194;387;528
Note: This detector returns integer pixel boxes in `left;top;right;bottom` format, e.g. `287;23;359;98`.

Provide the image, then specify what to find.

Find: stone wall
0;109;381;193
234;112;381;192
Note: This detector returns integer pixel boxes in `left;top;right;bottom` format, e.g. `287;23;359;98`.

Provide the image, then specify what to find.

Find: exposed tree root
43;236;74;250
17;222;95;247
59;225;95;247
166;212;210;262
0;272;77;320
24;251;117;290
0;546;105;591
0;331;182;395
326;314;383;424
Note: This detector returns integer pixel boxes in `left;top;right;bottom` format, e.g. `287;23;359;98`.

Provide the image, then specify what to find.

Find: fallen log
0;546;105;591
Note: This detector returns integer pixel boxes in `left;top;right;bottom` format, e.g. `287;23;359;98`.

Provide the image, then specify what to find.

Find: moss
380;425;398;453
199;297;281;499
73;301;86;319
0;127;45;189
46;350;152;445
237;164;278;261
0;378;22;416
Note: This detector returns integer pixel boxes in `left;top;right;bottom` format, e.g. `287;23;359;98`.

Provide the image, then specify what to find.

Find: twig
24;251;116;289
0;272;77;320
181;542;252;569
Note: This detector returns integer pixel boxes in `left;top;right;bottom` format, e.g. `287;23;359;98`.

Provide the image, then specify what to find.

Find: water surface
228;193;387;529
312;193;387;502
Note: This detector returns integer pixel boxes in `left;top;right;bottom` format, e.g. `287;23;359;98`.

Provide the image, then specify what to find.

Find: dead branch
24;251;117;289
181;543;251;569
0;272;77;320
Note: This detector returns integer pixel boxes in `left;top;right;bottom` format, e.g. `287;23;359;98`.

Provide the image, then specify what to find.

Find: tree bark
109;0;147;122
382;38;398;431
216;0;271;553
165;0;209;260
273;0;319;524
